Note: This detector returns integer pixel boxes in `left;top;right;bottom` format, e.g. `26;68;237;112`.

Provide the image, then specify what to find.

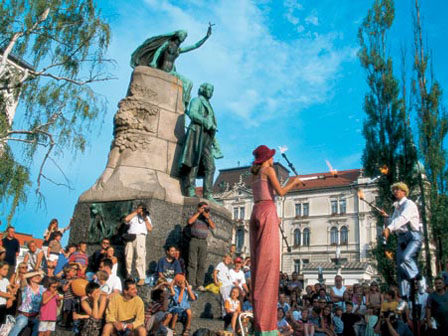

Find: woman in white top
105;246;118;276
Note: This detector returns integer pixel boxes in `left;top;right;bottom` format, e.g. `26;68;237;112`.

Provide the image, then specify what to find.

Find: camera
204;207;210;213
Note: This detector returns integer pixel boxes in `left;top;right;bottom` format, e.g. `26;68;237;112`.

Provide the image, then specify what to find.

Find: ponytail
250;164;262;175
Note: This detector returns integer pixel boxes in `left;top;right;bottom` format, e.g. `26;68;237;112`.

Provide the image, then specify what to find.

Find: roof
1;232;44;248
303;261;370;271
0;48;34;71
290;169;361;192
213;163;290;193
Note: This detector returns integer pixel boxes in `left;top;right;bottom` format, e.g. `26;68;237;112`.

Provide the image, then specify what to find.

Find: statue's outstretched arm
150;41;169;67
180;26;212;53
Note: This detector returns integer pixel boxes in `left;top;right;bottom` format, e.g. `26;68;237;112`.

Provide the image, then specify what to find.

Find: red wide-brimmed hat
253;145;276;164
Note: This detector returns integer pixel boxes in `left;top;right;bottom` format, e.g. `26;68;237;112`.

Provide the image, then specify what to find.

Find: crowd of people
0;205;448;336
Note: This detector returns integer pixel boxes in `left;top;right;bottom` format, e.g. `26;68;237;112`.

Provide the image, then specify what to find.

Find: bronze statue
130;26;212;108
179;83;222;200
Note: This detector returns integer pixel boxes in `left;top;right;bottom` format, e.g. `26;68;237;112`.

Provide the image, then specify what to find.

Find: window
236;227;244;252
294;229;301;247
295;203;302;217
294;260;301;273
339;199;346;214
340;226;348;245
233;207;238;220
303;228;310;246
303;203;309;216
240;207;245;220
331;200;338;215
330;227;338;245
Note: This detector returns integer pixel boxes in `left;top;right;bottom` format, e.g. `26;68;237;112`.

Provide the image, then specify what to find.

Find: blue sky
4;0;448;243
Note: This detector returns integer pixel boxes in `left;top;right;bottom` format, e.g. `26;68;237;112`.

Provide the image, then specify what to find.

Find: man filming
187;201;215;291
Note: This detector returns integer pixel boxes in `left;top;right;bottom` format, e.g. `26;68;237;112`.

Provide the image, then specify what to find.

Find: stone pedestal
70;67;232;278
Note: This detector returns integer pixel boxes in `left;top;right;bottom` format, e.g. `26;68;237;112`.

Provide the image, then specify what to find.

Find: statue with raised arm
130;25;212;109
179;83;223;201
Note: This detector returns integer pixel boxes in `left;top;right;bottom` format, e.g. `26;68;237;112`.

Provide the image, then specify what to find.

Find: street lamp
318;266;324;284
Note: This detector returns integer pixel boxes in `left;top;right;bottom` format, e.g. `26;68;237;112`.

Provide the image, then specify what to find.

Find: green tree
412;0;448;271
358;0;418;284
0;0;112;224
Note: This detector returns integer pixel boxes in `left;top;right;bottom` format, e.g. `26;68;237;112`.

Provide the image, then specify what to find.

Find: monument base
70;197;232;279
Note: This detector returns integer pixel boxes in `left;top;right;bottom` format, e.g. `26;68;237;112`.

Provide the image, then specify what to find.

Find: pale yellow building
213;164;380;286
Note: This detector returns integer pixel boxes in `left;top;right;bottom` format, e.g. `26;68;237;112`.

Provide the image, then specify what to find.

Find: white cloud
305;14;319;26
135;0;355;126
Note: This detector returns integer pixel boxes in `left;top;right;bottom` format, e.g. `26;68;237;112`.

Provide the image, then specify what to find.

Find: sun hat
252;145;276;164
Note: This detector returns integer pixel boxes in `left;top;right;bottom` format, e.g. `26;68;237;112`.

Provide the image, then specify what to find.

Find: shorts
39;321;56;332
63;298;77;312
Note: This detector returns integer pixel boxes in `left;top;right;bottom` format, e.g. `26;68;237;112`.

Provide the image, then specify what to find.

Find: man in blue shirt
156;245;182;283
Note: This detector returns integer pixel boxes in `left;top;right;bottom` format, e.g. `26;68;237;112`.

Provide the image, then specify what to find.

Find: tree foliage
412;0;448;270
0;0;112;224
358;0;418;284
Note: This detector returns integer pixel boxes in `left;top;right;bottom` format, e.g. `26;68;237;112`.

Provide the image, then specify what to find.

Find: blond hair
96;270;109;282
391;182;409;196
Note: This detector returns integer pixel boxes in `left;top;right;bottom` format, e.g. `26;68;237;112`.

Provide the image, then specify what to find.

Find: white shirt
0;278;10;305
215;262;232;287
96;273;122;293
387;197;421;233
127;214;152;235
26;248;43;271
229;269;246;290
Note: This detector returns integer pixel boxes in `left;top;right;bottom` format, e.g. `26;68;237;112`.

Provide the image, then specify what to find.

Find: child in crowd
332;307;344;336
105;246;118;276
169;274;196;336
224;286;241;332
294;307;315;336
47;232;64;266
95;270;110;295
69;242;89;278
364;305;379;336
341;302;361;336
38;277;63;336
277;307;293;336
309;307;326;336
60;264;78;328
145;288;172;335
0;261;13;324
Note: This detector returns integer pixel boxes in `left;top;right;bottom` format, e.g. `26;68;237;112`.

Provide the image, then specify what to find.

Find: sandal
182;328;190;336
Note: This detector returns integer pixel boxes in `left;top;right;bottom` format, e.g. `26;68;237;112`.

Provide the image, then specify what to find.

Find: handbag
0;315;15;336
122;233;137;243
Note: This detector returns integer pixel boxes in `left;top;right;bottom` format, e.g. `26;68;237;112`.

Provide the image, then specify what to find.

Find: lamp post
318;266;324;284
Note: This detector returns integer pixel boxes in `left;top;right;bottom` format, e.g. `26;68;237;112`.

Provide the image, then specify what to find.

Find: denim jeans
397;231;422;298
8;314;39;336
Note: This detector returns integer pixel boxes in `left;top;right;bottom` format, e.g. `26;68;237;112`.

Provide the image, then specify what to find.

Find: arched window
340;226;348;245
303;228;310;246
294;229;301;247
330;227;338;245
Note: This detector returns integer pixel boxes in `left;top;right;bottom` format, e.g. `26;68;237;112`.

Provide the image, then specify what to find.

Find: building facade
213;164;380;286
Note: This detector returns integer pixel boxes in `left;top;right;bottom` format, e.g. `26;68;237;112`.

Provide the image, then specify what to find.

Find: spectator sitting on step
23;240;44;272
229;257;249;297
286;271;302;295
145;288;173;336
97;258;122;295
8;271;46;336
104;246;118;276
47;231;64;267
89;238;110;273
175;246;186;274
278;293;291;313
0;261;14;325
168;274;196;336
55;244;77;277
95;270;111;295
78;282;108;336
277;307;293;336
156;245;182;283
103;278;146;336
69;241;89;278
224;286;241;333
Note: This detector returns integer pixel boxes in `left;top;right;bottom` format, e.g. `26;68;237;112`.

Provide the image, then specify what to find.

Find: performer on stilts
380;182;422;308
249;145;301;336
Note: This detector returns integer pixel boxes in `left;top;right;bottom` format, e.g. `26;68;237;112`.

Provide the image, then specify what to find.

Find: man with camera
124;203;152;285
374;310;413;336
187;201;215;291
